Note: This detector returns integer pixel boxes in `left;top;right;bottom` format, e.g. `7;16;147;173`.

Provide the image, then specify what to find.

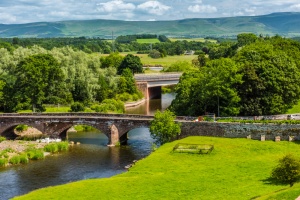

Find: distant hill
0;12;299;38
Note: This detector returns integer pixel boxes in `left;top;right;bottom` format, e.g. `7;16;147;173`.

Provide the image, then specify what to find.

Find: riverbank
12;136;300;200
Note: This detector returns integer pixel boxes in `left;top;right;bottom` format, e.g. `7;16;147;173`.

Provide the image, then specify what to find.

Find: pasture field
169;37;217;43
136;38;160;44
287;101;300;114
13;136;300;200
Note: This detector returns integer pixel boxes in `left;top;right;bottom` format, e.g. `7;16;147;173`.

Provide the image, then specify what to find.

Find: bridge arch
0;123;44;139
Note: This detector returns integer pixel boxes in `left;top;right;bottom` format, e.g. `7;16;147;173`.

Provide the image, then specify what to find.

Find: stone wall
180;122;300;141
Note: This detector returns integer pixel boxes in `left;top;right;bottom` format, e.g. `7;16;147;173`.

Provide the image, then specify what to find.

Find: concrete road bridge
134;73;182;99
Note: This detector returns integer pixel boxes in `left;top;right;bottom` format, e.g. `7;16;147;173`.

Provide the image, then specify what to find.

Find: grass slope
1;12;300;38
13;136;300;200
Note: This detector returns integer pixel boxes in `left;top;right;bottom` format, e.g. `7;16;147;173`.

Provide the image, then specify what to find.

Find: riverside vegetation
12;136;300;200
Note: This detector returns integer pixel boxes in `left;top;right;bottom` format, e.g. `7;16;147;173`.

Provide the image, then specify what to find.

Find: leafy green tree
118;54;143;75
13;54;65;112
150;110;181;145
237;33;258;47
271;154;300;187
100;52;123;68
117;68;138;94
171;58;241;116
95;74;109;102
235;40;300;115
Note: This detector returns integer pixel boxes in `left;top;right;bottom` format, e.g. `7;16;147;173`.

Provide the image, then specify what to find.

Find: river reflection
0;128;154;200
125;92;176;115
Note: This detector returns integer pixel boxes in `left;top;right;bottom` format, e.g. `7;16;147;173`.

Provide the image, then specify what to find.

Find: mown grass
136;38;160;44
12;136;300;200
138;54;198;67
287;101;300;114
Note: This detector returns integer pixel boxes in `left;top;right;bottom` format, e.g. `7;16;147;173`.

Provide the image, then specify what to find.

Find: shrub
9;155;21;165
0;158;8;167
26;148;44;160
19;154;29;164
0;136;6;143
44;143;59;153
70;102;85;112
271;154;300;187
57;142;69;151
15;124;28;132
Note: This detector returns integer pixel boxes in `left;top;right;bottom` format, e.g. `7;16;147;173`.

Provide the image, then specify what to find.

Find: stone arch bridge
0;113;156;146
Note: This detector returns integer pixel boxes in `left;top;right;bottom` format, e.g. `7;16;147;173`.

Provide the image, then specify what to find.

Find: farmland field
169;38;217;43
136;38;160;43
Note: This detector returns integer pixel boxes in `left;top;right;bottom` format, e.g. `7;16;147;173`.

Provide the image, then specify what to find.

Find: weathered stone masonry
180;122;300;141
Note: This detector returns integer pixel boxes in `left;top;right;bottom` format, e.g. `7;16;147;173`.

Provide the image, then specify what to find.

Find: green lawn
136;38;160;44
287;101;300;114
139;54;198;67
13;136;300;200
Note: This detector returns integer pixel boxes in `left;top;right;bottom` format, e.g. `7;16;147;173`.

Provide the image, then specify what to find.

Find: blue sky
0;0;300;24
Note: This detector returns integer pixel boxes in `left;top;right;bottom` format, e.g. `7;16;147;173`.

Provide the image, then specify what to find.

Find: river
0;93;175;200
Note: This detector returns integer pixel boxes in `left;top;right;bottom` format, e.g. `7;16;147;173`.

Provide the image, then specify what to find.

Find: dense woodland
0;34;300;116
171;34;300;116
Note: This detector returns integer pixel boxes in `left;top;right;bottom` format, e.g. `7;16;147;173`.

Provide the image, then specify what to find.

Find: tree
235;40;300;115
150;110;181;145
100;52;123;68
13;54;65;112
117;54;143;75
237;33;258;47
271;154;300;187
117;68;138;94
171;58;242;116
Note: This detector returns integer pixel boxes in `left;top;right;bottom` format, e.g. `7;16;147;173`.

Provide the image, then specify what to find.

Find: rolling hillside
0;12;299;38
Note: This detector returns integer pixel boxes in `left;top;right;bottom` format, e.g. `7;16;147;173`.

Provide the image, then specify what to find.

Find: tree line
170;34;300;116
0;46;143;113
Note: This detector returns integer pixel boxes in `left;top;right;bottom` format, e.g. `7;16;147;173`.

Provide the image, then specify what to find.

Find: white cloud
188;4;217;13
97;0;135;13
289;4;300;10
193;0;202;3
137;1;171;15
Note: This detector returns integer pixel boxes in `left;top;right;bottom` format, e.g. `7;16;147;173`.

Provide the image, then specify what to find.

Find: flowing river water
0;93;175;200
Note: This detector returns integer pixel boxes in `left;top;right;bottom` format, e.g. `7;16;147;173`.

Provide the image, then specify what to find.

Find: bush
9;155;21;165
0;158;8;167
26;148;44;160
19;154;29;164
271;154;300;187
44;143;59;153
0;136;6;143
15;124;28;132
57;142;69;151
70;102;85;112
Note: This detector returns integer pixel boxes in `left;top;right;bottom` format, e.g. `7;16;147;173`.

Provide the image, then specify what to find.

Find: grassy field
13;136;300;200
136;38;160;44
169;38;217;43
287;101;300;114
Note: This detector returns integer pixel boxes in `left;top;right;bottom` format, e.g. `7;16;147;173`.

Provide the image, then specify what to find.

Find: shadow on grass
261;177;288;186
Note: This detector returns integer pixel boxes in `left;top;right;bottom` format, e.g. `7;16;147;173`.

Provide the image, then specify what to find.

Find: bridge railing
134;73;182;82
0;113;155;119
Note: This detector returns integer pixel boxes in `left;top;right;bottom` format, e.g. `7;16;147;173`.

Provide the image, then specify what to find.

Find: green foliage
0;158;8;167
91;99;124;113
15;124;28;132
235;37;300;115
9;155;21;165
117;54;143;75
70;102;85;112
19;154;29;164
271;154;300;187
0;136;6;143
148;50;162;58
74;125;96;132
150;110;181;145
44;143;59;153
26;148;44;160
100;52;123;68
237;33;258;47
44;142;69;153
